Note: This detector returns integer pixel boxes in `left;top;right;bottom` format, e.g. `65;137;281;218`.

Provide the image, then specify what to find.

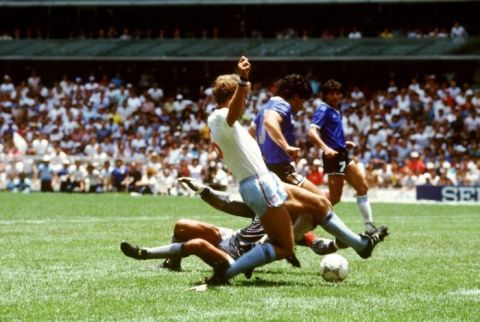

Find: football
320;254;349;282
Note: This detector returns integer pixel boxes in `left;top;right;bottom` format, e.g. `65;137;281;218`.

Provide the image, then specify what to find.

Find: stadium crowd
0;71;479;194
0;22;470;41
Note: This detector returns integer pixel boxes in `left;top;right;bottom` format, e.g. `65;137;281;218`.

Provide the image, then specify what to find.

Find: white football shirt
208;108;268;182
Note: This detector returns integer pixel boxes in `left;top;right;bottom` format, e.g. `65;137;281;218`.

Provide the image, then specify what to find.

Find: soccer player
201;56;295;284
308;79;378;234
251;74;318;192
120;216;336;273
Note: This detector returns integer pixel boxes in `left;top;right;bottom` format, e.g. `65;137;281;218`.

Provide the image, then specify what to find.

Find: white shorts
238;171;288;218
218;227;235;244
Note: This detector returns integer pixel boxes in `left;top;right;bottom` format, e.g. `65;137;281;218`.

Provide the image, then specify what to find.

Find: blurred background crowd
0;2;477;41
0;70;479;194
0;21;470;41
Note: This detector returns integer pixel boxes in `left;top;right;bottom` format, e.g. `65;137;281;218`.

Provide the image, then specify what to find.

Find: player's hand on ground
285;146;301;160
237;56;250;80
346;141;357;149
323;147;338;159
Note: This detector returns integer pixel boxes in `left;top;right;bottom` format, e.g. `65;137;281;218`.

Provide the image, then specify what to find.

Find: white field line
448;289;480;296
0;216;169;225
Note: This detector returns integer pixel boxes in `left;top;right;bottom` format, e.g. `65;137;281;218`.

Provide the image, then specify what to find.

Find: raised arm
226;56;251;127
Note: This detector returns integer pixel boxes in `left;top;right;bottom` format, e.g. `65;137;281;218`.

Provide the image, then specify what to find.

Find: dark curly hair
321;79;342;95
276;74;312;100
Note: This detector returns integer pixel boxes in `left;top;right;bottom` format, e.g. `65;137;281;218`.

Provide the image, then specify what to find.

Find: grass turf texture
1;193;479;321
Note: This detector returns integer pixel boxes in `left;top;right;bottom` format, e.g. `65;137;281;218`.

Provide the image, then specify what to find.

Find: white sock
145;243;183;259
319;210;367;252
356;195;373;227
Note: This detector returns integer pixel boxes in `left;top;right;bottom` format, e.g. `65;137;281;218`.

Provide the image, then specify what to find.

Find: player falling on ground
120;215;336;274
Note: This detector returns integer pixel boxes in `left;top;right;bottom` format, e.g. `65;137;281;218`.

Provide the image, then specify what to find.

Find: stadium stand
0;38;478;60
0;71;479;194
0;0;479;199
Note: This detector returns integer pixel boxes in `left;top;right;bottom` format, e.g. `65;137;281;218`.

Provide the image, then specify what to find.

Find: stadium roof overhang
0;0;477;7
0;38;479;61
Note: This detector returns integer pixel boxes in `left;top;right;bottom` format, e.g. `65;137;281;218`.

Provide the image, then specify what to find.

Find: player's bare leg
173;219;222;245
345;163;388;235
120;238;231;270
259;205;295;260
299;178;324;195
208;205;295;284
327;174;345;206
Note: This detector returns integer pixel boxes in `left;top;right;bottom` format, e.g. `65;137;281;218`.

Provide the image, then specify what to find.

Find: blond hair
212;74;250;105
212;74;239;105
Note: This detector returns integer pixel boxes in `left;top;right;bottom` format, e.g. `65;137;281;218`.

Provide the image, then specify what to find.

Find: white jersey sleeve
208;108;268;182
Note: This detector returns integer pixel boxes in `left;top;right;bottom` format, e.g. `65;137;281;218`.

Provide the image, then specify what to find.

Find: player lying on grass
120;216;337;275
178;176;345;253
121;57;388;285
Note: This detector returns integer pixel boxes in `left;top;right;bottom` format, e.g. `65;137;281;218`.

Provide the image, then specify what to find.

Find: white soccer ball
320;254;349;282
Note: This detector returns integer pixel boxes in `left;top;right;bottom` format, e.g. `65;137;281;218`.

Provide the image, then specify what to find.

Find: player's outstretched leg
345;163;390;236
121;238;232;271
292;214;337;255
120;241;148;260
178;177;255;219
355;226;389;259
317;210;389;259
159;234;184;271
120;241;183;260
205;204;294;285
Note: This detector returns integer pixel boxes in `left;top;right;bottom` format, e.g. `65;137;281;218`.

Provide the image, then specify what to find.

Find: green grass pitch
1;193;479;321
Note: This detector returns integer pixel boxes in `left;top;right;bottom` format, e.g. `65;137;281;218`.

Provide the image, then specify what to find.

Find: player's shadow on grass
234;278;310;287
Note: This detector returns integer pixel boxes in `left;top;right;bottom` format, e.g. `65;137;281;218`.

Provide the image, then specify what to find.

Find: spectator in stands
70;159;86;192
136;166;158;195
207;162;228;192
379;28;393;39
348;27;362;39
111;159;127;192
405;151;426;176
7;172;31;193
1;70;479;194
38;155;54;192
126;162;143;193
58;159;72;192
86;163;102;193
451;22;468;38
306;159;324;186
0;75;15;94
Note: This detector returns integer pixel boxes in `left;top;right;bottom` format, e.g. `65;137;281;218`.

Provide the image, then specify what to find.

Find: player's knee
318;197;331;210
174;219;192;238
356;183;368;196
185;238;208;253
